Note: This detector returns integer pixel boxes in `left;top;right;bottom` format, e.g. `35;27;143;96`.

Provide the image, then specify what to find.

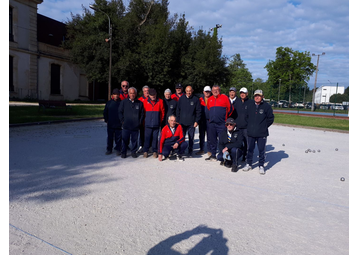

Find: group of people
103;80;274;174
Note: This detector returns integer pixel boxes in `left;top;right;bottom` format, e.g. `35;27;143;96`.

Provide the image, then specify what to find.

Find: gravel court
9;120;349;254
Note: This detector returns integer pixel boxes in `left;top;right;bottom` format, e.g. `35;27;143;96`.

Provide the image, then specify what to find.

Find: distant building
314;85;345;104
9;0;90;101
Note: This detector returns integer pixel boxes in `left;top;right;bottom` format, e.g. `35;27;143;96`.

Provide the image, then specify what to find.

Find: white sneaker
259;166;265;175
242;164;252;172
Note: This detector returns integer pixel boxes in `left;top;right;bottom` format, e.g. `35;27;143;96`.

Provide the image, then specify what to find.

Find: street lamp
90;5;112;101
311;52;325;111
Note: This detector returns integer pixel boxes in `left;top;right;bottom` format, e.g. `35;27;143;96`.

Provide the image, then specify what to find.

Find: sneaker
177;155;184;161
105;150;112;155
259;166;265;175
242;164;252;172
231;165;238;172
225;160;232;168
153;152;158;158
131;152;138;158
207;152;212;157
143;152;148;158
220;160;225;166
195;150;205;155
121;154;126;158
116;151;122;156
205;155;217;161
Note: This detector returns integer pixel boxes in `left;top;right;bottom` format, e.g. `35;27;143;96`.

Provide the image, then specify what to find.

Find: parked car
305;102;317;110
331;104;344;110
269;101;278;107
319;103;332;110
278;100;288;108
295;102;304;108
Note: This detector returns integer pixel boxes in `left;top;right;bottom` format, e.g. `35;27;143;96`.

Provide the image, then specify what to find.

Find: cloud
37;0;349;88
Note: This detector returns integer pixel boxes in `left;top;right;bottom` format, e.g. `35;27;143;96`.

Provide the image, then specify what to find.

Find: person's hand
193;122;198;128
173;143;179;149
158;154;163;161
222;147;228;153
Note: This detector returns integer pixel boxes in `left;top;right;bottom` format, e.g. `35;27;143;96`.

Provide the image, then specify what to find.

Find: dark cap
229;87;237;92
112;88;120;95
149;88;157;96
176;83;183;89
225;118;236;125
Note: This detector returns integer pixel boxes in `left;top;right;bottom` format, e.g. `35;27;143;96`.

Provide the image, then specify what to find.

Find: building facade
314;85;345;104
9;0;90;101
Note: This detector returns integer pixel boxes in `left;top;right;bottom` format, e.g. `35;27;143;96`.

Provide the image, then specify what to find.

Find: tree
264;47;315;102
226;53;252;94
65;0;228;97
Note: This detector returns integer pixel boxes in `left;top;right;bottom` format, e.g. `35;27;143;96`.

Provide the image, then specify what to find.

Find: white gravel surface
9;120;349;255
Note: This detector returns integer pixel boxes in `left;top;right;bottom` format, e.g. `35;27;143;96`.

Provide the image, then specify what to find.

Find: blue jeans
247;136;267;167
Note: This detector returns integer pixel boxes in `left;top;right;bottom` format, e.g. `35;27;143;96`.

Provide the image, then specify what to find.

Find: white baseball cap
203;86;211;92
239;87;248;93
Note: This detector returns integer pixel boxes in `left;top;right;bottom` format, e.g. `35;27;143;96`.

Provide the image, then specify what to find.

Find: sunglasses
226;123;235;126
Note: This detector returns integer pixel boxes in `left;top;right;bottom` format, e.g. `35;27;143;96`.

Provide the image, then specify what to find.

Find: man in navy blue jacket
176;85;201;156
118;87;144;158
242;90;274;175
231;87;253;162
162;89;177;128
218;118;244;172
103;88;122;155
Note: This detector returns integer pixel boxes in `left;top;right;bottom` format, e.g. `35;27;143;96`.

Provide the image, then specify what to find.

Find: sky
36;0;350;89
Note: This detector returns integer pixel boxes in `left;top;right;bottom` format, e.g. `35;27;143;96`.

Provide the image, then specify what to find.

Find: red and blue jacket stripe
143;98;165;128
119;90;129;101
158;124;185;154
171;93;183;102
207;94;233;124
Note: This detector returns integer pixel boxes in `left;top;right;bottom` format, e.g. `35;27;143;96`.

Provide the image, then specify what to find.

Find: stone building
9;0;90;101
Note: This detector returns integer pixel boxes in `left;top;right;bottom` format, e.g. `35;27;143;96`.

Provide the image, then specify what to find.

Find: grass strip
274;113;349;131
9;105;104;124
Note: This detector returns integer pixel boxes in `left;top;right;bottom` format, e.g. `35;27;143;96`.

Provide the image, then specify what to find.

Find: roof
37;14;67;47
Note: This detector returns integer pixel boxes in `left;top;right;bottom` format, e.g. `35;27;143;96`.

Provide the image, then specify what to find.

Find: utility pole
311;52;325;111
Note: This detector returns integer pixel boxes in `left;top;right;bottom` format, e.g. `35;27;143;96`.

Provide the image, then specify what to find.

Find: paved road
9;121;349;254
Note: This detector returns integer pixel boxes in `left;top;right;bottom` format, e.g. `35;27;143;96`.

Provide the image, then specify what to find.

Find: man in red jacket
143;88;165;158
171;83;184;101
158;115;188;161
205;85;234;161
119;80;129;100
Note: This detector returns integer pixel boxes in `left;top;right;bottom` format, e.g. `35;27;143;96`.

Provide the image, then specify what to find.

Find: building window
51;64;61;94
9;56;14;91
9;7;13;41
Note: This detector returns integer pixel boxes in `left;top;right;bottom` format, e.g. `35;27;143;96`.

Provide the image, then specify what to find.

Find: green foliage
65;0;228;95
265;47;315;102
329;93;349;103
226;54;252;94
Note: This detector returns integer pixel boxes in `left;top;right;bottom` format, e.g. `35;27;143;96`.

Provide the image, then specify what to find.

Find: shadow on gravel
249;144;289;172
265;150;289;172
9;122;121;203
147;225;228;255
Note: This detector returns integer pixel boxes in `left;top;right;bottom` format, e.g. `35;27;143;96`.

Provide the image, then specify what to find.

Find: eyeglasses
122;85;129;88
226;123;235;126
